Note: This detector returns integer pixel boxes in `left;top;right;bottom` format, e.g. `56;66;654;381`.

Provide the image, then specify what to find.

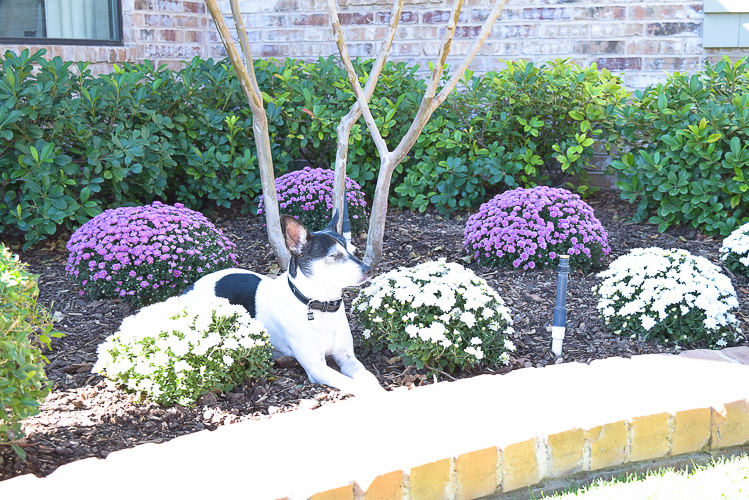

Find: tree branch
327;0;391;162
229;0;262;103
363;0;508;266
204;0;290;269
204;0;261;112
332;0;406;232
389;0;463;167
435;0;509;107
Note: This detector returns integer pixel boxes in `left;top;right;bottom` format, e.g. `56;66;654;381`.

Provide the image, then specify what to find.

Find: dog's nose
362;265;373;277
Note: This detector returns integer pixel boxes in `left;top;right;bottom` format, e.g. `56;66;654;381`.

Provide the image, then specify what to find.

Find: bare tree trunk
205;0;290;269
328;0;509;267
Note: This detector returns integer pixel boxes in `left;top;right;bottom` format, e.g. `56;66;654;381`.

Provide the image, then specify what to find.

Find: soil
1;190;748;481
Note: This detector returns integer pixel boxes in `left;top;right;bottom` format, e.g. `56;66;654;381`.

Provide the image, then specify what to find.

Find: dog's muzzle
287;278;343;321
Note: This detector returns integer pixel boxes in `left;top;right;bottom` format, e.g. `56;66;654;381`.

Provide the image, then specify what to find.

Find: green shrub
1;50;626;246
612;56;749;235
0;244;59;458
255;56;426;196
93;295;272;406
396;60;628;214
353;259;516;373
0;50;266;249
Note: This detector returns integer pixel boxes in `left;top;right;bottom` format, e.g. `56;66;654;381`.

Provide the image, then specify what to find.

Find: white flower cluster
596;247;741;346
93;295;270;405
720;222;749;276
354;259;514;366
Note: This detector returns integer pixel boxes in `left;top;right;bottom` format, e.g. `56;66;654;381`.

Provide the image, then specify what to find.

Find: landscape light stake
551;255;570;357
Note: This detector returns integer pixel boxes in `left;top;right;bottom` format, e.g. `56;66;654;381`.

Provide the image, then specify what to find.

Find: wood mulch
1;190;748;481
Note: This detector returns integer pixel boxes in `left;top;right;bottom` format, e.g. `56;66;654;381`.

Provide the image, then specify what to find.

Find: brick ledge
1;349;748;499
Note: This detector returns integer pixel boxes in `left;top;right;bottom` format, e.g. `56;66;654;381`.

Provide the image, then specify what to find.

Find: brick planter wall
1;1;749;88
2;349;748;499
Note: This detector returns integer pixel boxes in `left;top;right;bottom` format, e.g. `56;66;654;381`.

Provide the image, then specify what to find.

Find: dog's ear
325;209;340;233
281;215;311;255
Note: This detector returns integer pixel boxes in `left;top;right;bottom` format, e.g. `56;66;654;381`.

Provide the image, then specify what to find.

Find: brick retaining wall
2;348;748;499
1;1;749;88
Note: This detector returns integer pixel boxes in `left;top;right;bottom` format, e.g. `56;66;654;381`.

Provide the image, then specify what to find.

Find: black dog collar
287;278;343;320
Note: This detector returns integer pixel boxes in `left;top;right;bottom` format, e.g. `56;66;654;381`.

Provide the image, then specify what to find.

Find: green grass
530;454;749;500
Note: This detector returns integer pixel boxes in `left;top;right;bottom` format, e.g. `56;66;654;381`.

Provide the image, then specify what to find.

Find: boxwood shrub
612;56;749;236
0;245;59;458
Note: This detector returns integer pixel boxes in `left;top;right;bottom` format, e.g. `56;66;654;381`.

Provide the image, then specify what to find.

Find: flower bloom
464;187;610;271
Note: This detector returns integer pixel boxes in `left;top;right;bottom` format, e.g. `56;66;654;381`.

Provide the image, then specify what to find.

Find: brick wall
1;1;749;88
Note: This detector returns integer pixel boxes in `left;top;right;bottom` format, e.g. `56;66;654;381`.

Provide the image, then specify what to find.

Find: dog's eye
331;252;345;261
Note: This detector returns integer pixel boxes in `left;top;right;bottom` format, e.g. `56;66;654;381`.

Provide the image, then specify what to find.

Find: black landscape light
551;254;570;356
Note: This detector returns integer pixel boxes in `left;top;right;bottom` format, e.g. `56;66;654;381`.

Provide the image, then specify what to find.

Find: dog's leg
329;322;385;394
295;354;382;396
333;351;384;393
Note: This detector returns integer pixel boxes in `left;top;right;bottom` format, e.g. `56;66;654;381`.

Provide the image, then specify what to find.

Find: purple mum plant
464;187;611;272
258;167;368;235
66;202;238;306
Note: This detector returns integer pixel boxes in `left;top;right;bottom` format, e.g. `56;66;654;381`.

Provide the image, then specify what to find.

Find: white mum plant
720;221;749;277
93;295;272;406
353;259;515;372
595;247;742;348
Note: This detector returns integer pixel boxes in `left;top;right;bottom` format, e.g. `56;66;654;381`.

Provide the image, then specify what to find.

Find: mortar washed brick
2;348;748;499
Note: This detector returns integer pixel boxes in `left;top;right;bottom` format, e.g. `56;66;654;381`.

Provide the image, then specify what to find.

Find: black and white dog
184;213;385;396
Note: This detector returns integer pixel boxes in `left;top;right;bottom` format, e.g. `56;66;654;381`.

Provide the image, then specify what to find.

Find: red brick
274;0;298;12
574;7;625;20
289;14;329;26
376;11;418;25
347;43;375;57
134;0;153;10
255;44;290;58
422;10;469;24
627;39;680;55
338;12;374;25
245;15;287;28
490;24;536;39
158;30;181;42
391;42;421;56
644;57;702;71
263;29;304;42
538;24;589;38
184;2;204;14
454;26;481;38
596;57;642;70
647;22;700;37
629;5;685;20
590;23;644;38
522;7;572;21
345;27;387;42
396;26;439;40
153;0;182;12
184;31;206;43
574;40;625;54
473;8;519;23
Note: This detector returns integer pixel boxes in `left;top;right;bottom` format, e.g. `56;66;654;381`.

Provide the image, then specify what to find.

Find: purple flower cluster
66;202;238;306
464;187;611;271
258;167;368;234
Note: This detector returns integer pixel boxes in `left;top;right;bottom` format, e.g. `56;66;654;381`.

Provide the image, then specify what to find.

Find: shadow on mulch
1;190;747;481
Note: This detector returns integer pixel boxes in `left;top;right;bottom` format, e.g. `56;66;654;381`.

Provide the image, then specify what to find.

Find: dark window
0;0;122;45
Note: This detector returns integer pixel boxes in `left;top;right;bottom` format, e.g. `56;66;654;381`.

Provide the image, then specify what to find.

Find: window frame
0;0;124;46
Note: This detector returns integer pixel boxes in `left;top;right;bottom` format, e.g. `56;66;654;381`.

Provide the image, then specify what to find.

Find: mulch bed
1;190;748;481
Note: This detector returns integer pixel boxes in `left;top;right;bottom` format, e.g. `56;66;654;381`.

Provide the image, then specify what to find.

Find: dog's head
281;212;372;288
